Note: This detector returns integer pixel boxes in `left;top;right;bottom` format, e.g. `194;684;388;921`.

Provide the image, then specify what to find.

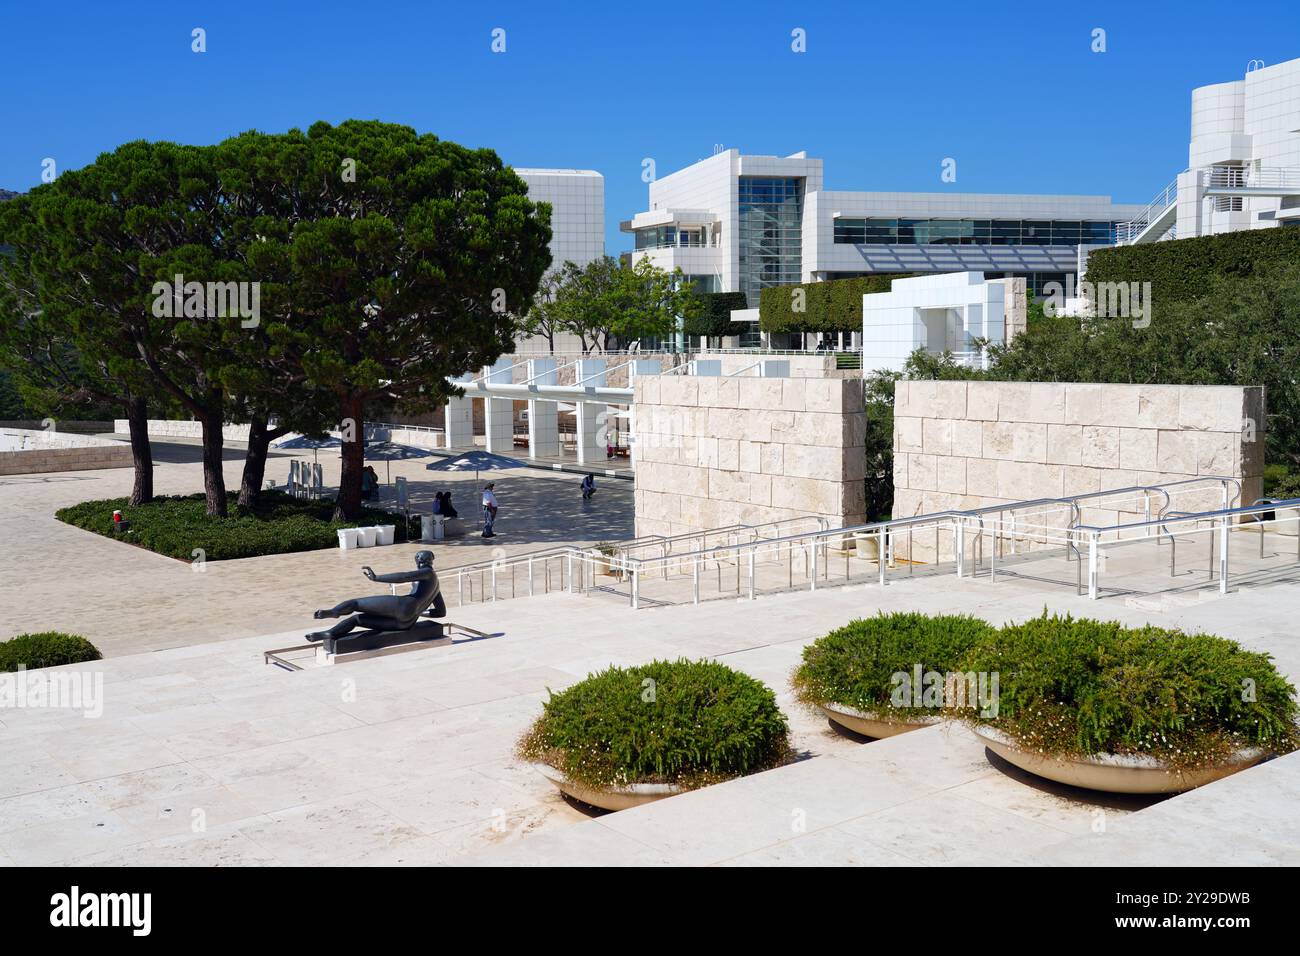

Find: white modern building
514;168;605;353
623;150;1141;345
1119;56;1300;244
861;272;1024;372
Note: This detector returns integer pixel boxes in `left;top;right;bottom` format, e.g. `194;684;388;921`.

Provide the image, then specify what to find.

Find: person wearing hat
481;482;498;538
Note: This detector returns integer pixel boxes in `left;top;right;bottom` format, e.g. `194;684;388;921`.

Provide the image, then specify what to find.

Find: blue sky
5;0;1299;252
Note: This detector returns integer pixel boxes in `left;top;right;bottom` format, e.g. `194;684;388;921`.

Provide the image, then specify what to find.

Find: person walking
481;482;498;538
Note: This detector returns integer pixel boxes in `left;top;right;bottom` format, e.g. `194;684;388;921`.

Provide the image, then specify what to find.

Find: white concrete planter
356;527;379;548
854;533;881;560
337;528;360;550
590;551;618;576
1273;505;1299;537
819;701;938;739
533;762;682;811
971;724;1265;794
376;524;396;546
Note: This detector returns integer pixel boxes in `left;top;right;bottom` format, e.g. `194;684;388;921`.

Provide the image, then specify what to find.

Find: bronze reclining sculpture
307;550;446;653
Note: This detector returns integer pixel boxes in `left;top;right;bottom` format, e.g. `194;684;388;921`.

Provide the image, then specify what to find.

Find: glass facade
832;218;1118;246
633;225;711;250
738;177;803;306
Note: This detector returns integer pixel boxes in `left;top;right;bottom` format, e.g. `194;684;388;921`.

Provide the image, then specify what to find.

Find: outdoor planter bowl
971;724;1266;794
818;701;939;739
854;533;881;561
376;524;396;546
337;528;360;550
356;527;379;548
532;762;682;811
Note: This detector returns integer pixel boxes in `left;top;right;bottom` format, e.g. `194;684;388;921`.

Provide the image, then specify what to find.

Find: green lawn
56;491;414;561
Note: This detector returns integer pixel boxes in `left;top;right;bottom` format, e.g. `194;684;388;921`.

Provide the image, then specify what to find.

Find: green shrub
1268;468;1300;502
0;632;101;672
1085;227;1300;315
792;612;997;721
759;274;914;333
519;659;792;791
958;612;1299;768
55;491;412;561
683;291;749;337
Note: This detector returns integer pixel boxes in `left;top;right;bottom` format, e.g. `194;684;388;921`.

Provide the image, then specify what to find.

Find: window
738;177;803;306
829;216;1122;247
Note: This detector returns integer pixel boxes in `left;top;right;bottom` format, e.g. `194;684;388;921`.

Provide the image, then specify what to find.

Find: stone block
1011;422;1048;463
1155;430;1196;475
981;421;1017;461
1046;424;1083;466
1178;386;1245;433
783;443;845;481
936;456;966;495
1195;432;1235;475
1080;426;1120;469
1134;386;1180;429
780;379;807;412
762;443;784;475
922;418;953;457
657;376;698;407
717;438;739;471
1023;383;1067;424
1118;428;1158;471
895;416;924;454
951;420;982;458
965;457;998;498
739;377;786;411
910;453;937;492
965;381;1000;421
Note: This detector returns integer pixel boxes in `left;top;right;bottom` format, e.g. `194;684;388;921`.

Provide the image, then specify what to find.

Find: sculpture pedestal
315;619;447;657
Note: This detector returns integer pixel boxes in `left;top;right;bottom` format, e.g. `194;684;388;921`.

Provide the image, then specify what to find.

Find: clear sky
5;0;1299;253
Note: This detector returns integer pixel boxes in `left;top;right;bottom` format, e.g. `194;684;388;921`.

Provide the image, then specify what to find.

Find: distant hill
0;188;19;202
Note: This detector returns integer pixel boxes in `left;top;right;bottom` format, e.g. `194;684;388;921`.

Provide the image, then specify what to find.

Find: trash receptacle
420;513;436;544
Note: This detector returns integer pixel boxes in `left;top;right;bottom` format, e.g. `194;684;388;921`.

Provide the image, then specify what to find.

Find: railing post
748;550;756;600
458;571;464;606
1088;532;1099;600
878;529;886;586
491;564;497;601
810;541;818;591
528;556;534;597
1219;515;1229;595
567;552;574;593
955;519;965;578
693;557;700;604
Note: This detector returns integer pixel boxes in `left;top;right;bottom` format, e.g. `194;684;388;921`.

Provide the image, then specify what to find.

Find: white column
444;395;473;448
482;358;514;454
526;358;559;459
575;359;606;465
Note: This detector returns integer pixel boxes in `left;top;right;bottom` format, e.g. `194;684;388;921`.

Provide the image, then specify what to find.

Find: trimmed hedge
683;291;749;337
55;491;413;561
759;274;914;333
0;632;101;672
519;658;792;791
792;612;997;721
958;612;1299;768
1085;227;1300;316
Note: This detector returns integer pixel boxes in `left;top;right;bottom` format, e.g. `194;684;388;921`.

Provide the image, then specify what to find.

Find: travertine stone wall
634;376;867;538
892;381;1265;560
0;428;133;475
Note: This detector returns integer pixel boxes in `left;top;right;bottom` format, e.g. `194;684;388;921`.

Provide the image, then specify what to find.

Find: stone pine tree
0;177;166;506
263;121;553;520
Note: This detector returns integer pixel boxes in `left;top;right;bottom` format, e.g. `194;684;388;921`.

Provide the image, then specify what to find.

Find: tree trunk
333;394;365;521
200;411;228;517
126;396;154;506
238;414;273;509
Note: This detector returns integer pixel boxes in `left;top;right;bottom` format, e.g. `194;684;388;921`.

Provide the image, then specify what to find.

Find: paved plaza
0;438;633;656
1;523;1297;866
